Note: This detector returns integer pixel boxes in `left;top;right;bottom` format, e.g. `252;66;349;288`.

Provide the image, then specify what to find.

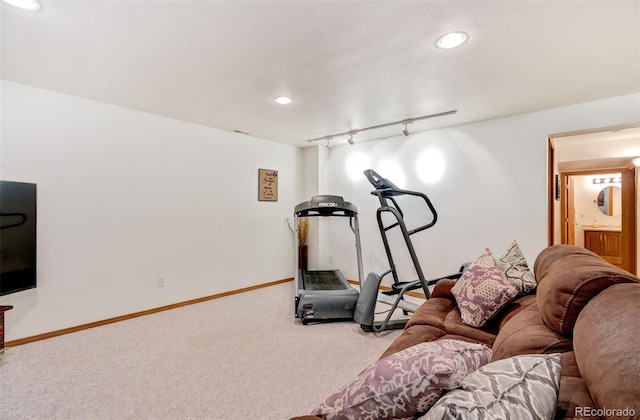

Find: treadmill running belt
301;270;348;290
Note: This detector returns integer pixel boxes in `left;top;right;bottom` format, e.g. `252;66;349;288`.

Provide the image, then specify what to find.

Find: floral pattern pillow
451;248;519;328
496;240;537;294
311;339;493;420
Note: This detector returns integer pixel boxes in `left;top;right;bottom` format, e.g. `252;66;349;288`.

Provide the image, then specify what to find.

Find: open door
621;165;637;273
562;176;575;245
568;177;575;245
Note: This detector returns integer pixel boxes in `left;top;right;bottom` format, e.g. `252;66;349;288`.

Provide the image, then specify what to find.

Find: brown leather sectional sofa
296;245;640;419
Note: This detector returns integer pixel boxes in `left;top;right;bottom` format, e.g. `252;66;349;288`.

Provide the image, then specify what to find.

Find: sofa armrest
573;283;640;416
534;244;639;337
555;352;597;420
430;278;457;298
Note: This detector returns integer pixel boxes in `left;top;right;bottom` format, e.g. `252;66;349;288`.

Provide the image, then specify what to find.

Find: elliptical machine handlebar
363;169;438;233
364;169;400;192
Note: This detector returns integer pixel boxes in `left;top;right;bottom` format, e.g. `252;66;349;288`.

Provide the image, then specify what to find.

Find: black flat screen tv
0;180;37;296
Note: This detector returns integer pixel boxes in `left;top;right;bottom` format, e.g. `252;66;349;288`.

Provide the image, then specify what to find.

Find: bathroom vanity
583;227;622;267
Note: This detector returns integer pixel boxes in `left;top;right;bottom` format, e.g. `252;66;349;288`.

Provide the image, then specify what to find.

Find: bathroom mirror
596;186;621;216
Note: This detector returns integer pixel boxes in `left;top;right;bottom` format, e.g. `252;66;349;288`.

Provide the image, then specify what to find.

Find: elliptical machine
353;170;467;332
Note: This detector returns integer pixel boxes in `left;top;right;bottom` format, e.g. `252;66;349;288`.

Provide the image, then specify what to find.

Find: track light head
347;133;355;145
402;123;410;136
325;139;332;149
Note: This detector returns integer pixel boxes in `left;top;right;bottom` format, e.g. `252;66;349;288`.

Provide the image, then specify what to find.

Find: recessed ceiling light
273;96;293;105
435;32;468;49
2;0;41;11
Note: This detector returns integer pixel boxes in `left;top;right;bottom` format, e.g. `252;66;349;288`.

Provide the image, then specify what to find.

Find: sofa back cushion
533;244;639;337
573;283;640;417
491;301;572;361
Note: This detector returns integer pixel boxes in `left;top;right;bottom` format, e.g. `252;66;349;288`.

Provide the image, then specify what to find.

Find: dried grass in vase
298;218;310;246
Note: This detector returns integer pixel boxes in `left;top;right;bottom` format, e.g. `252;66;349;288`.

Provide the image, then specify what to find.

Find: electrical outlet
157;276;165;287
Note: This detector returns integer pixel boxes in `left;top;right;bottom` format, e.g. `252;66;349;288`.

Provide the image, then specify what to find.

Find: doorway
560;169;634;271
549;125;639;275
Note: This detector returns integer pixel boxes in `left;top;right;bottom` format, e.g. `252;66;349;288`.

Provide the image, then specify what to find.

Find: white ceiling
1;1;639;147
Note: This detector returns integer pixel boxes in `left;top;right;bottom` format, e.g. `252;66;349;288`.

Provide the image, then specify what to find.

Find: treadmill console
295;195;357;217
310;195;345;208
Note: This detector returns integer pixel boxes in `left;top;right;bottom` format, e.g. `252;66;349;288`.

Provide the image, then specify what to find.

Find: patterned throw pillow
311;339;493;420
496;240;537;294
420;354;562;420
451;248;519;328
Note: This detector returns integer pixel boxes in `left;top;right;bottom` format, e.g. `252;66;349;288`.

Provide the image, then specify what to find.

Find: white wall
0;81;300;341
299;147;320;267
2;81;638;342
319;94;640;285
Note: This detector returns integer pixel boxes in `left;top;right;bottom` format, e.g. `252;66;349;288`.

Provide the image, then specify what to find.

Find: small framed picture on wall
258;169;278;202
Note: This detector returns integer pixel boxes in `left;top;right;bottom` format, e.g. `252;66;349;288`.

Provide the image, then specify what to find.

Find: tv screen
0;180;37;296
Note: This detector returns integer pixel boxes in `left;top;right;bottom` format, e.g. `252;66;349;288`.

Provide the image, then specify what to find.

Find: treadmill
294;195;361;324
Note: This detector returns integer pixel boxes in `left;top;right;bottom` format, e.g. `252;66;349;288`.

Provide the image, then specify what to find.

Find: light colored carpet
0;281;403;419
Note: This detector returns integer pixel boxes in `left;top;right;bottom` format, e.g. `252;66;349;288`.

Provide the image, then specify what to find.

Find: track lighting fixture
325;139;332;149
306;110;457;145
